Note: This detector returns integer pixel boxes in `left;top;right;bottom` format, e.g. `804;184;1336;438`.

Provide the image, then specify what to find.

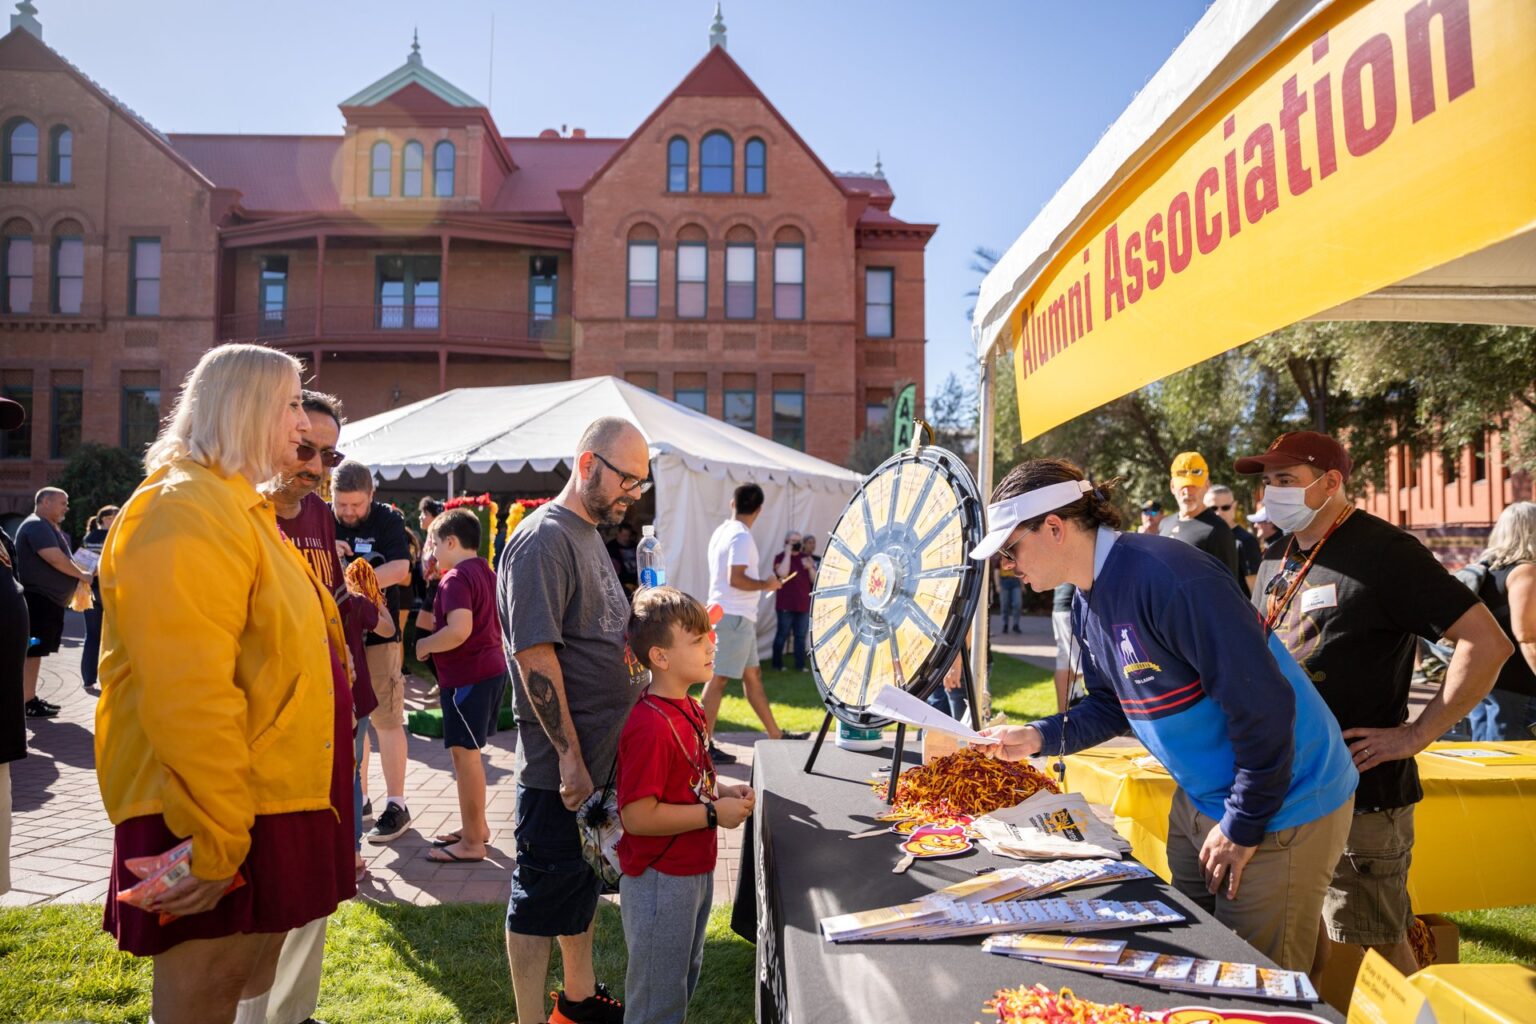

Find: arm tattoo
526;669;570;755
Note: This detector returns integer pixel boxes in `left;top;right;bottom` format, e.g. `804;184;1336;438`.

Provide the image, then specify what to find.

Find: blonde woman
1465;502;1536;741
96;344;355;1024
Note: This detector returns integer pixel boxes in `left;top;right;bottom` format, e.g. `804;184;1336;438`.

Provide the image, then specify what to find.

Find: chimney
571;127;587;139
11;0;41;38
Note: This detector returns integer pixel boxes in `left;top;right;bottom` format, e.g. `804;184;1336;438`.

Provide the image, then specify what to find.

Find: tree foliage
52;443;146;540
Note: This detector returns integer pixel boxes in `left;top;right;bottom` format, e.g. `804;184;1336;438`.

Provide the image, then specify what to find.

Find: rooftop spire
708;3;726;50
407;27;422;66
11;0;41;38
874;151;884;178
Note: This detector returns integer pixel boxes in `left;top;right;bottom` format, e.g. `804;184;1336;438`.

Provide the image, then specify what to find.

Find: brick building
0;10;934;519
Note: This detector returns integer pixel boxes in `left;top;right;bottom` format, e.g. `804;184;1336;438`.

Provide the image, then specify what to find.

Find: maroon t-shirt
616;693;718;877
430;557;505;689
279;493;379;719
772;551;815;614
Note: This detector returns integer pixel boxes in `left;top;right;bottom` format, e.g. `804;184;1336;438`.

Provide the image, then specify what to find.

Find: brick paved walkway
5;613;755;909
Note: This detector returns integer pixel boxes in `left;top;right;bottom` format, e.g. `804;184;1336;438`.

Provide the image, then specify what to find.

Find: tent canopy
338;376;861;633
971;0;1536;441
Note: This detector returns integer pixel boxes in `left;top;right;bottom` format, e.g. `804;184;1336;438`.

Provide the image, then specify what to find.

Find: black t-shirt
1483;562;1536;698
1159;508;1240;581
1;529;28;763
335;501;411;647
1252;511;1478;810
1233;526;1262;577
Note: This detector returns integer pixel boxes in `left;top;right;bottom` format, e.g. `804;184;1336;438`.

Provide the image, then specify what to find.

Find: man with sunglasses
498;416;653;1024
1205;483;1262;594
1237;431;1510;980
263;391;392;1024
1160;451;1241;585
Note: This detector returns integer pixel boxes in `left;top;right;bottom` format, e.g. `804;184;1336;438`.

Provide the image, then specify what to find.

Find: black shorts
439;672;506;750
506;784;600;937
24;591;65;657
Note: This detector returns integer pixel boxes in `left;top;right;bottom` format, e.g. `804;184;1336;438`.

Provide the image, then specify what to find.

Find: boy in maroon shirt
618;587;754;1024
416;508;508;864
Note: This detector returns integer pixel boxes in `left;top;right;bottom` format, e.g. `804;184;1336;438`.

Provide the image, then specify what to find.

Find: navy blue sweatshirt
1031;529;1356;846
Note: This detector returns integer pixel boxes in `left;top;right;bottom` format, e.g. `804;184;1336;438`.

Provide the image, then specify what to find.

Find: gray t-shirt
497;502;645;791
16;514;76;607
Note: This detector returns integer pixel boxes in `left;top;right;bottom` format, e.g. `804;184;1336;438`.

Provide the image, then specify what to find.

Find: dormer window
402;141;424;197
370;141;392;197
433;141;455;197
700;131;733;193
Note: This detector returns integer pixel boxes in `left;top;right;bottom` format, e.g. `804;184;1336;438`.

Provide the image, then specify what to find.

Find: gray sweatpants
619;868;713;1024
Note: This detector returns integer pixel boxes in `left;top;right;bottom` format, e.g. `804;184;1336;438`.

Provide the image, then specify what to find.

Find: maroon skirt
103;651;357;957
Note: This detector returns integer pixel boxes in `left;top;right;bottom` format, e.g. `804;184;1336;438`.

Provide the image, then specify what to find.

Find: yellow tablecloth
1063;741;1536;914
1408;965;1536;1024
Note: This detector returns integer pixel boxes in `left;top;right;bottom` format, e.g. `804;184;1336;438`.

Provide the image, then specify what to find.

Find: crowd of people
1;340;1534;1022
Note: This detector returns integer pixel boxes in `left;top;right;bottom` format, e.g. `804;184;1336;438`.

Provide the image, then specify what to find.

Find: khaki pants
1166;788;1354;971
365;642;405;730
266;916;327;1024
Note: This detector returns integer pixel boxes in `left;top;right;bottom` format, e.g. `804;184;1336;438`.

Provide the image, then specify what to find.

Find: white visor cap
969;479;1094;560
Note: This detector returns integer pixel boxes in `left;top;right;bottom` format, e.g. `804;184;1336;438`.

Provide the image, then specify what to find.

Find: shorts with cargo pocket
1322;804;1415;947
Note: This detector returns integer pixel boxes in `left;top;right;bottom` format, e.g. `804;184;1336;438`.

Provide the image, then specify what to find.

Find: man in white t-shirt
700;483;801;764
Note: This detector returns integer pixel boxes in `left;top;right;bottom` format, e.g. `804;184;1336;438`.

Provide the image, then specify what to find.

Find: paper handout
865;685;997;745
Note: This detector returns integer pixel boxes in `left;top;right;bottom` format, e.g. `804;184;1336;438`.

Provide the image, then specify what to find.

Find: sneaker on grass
550;983;623;1024
365;802;412;843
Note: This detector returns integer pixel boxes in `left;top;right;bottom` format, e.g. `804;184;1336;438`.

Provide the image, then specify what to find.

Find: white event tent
338;376;862;650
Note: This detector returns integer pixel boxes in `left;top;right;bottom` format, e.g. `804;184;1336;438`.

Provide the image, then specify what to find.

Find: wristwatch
704;802;719;829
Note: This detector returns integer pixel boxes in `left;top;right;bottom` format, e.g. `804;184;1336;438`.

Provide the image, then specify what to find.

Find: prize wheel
809;445;986;727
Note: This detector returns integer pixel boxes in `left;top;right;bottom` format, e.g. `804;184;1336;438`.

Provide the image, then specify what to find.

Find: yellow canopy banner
1007;0;1536;440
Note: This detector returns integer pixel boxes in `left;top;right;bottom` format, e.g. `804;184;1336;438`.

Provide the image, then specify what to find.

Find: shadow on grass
1446;906;1536;966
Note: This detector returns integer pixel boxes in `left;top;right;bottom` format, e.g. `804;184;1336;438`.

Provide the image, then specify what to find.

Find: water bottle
637;525;666;590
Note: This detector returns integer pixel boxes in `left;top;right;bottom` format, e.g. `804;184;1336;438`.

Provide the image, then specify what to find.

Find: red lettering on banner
1144;213;1166;291
1222;116;1243;238
1167;192;1193;274
1195;166;1222;254
1081;249;1093;332
1102;224;1125;320
1406;0;1475;123
1067;280;1087;342
1125;230;1145;303
1242;123;1280;224
1344;33;1398;156
1314;36;1339;179
1047;295;1068;355
1279;75;1314;195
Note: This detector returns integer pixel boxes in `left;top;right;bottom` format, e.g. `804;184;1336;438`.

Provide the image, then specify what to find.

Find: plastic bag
576;789;624;893
116;839;245;924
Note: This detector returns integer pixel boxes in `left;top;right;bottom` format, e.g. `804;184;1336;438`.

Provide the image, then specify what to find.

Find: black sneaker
365;802;411;843
708;742;737;765
780;730;810;741
25;698;59;719
38;696;60;710
551;983;623;1024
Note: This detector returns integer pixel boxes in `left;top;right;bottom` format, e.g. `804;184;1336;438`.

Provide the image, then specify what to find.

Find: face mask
1262;475;1326;533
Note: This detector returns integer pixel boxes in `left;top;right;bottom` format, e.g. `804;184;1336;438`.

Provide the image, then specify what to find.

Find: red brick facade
0;23;933;518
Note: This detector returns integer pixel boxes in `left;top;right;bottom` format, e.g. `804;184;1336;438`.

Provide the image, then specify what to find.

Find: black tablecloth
732;739;1342;1024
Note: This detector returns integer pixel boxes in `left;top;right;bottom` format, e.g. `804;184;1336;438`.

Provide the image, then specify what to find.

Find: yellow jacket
96;459;347;880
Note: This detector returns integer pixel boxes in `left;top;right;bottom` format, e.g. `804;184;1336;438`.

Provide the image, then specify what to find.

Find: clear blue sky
39;0;1212;394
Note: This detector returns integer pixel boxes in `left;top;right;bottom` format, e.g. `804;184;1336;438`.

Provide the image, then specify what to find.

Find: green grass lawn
0;900;754;1024
711;653;1058;734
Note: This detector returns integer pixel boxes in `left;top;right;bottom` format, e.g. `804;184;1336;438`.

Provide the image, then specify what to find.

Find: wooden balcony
219;304;573;359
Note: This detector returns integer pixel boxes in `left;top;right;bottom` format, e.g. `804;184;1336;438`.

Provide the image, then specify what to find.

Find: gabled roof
340;36;484;108
571;44;854;202
0;26;215;191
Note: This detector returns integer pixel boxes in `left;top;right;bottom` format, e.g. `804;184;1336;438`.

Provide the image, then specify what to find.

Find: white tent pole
971;330;995;723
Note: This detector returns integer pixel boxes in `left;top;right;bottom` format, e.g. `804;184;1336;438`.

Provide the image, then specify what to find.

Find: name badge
1300;583;1338;613
354;539;374;556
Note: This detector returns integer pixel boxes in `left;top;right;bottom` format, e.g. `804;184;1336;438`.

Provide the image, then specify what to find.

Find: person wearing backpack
1461;502;1536;741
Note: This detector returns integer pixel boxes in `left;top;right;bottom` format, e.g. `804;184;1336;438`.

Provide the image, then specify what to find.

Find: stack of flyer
982;939;1320;1004
820;896;1184;942
922;859;1153;905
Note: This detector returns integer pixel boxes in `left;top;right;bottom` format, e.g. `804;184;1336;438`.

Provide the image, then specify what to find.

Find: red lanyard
1263;505;1353;632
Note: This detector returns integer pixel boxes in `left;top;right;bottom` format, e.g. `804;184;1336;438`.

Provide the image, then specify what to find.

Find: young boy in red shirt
415;508;507;864
618;587;755;1024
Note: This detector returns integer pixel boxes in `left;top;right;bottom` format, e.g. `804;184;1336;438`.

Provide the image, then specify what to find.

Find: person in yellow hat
1160;452;1240;584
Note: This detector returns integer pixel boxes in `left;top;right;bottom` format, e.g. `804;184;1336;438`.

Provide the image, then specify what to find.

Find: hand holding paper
865;684;998;745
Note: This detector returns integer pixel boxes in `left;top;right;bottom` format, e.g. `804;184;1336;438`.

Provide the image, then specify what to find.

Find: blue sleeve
1157;575;1295;846
1030;600;1129;755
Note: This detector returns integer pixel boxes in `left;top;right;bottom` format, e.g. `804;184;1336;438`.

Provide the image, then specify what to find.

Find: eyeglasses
1214;503;1233;511
295;443;346;469
592;451;653;494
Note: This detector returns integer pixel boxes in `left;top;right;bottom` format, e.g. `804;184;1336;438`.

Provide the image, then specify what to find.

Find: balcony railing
219;305;572;356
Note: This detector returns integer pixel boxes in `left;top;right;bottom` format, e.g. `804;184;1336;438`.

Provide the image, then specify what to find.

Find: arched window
433;141;455;197
626;224;659;318
773;226;804;320
666;136;689;193
745;138;766;194
2;218;34;314
401;141;424;197
369;141;391;197
51;219;84;315
3;119;38;183
700;131;733;193
49;126;72;184
725;225;756;320
675;224;708;319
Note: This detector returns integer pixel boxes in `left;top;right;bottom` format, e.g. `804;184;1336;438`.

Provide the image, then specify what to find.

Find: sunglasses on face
1214;503;1233;511
295;443;345;468
592;451;653;494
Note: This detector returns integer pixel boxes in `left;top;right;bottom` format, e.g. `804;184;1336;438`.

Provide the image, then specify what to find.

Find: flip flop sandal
426;847;486;864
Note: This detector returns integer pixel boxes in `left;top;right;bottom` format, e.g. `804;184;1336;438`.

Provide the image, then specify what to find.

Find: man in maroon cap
1236;431;1511;977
